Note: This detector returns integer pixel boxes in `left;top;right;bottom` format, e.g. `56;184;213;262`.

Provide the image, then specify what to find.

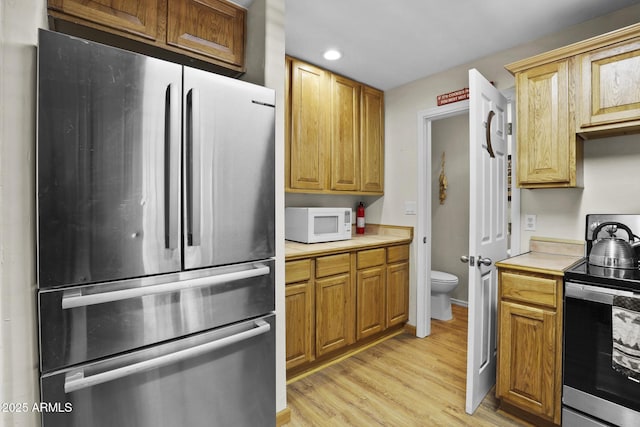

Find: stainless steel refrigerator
36;29;275;427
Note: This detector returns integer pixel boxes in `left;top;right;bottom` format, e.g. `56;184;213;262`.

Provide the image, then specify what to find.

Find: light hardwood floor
285;304;532;426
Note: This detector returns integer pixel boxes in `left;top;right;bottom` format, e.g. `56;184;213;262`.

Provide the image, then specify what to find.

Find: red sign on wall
436;87;469;106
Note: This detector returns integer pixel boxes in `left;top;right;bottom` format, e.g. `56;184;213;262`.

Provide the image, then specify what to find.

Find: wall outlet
524;214;537;231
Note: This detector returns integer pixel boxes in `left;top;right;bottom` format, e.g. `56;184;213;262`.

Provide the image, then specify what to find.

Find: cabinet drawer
357;248;385;269
387;245;409;263
316;253;351;278
285;259;311;284
500;271;557;308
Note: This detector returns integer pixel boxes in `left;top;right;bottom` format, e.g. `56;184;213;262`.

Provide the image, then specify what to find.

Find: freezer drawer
41;314;275;427
39;260;274;373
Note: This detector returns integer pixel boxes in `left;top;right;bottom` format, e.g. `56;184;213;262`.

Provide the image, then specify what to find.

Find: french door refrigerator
36;30;275;427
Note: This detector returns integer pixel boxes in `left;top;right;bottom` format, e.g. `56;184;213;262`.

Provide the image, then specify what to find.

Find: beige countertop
285;224;413;260
495;236;585;276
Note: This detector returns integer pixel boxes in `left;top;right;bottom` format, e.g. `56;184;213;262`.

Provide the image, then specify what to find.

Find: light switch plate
404;201;417;215
524;214;537;231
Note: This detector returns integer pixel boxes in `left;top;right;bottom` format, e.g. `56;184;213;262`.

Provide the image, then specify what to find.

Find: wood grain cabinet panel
360;86;384;193
166;0;245;67
285;280;315;370
315;272;354;357
498;301;557;421
515;58;580;188
47;0;245;72
579;37;640;130
288;59;329;191
330;74;361;191
356;266;385;340
48;0;162;40
386;261;409;327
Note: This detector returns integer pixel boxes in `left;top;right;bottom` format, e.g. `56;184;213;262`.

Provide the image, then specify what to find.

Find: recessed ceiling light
323;49;342;61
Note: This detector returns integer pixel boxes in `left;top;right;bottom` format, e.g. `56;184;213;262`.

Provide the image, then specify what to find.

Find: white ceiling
284;0;640;90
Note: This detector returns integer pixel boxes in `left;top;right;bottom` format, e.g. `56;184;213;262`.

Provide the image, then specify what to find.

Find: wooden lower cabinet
356;266;386;340
496;267;563;425
386;261;409;326
315;272;354;356
285;243;410;376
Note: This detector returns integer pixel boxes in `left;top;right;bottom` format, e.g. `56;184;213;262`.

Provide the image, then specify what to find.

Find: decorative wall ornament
439;151;448;205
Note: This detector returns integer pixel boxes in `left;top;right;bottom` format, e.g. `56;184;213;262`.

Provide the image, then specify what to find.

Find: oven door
563;282;640;426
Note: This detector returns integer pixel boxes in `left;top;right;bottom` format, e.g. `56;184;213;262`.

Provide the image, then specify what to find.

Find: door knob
460;255;475;266
477;256;492;267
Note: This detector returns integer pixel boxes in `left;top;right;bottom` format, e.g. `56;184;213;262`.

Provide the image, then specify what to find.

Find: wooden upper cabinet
514;58;581;188
579;37;640;132
288;59;329;191
47;0;245;72
285;55;384;195
48;0;162;40
361;86;384;193
166;0;245;67
330;74;361;192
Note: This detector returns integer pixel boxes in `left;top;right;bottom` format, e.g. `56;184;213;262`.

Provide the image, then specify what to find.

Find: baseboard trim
276;407;291;426
451;298;468;307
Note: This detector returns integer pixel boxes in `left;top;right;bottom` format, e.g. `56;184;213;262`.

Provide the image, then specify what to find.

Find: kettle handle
592;221;634;242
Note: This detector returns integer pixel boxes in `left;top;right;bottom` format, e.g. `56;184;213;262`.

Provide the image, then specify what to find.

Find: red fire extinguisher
356;202;365;234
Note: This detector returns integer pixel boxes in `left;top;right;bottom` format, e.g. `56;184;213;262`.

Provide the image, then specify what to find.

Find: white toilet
431;270;459;321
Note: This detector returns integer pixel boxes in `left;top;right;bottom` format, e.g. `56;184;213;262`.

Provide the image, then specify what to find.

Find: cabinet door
360;86;384;193
285;280;315;370
48;0;162;41
166;0;245;67
579;38;640;129
316;273;353;356
330;74;361;191
288;60;329;191
356;266;386;340
497;300;559;422
516;59;579;188
386;261;409;327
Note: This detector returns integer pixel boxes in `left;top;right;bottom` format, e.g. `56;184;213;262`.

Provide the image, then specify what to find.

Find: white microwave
285;207;352;243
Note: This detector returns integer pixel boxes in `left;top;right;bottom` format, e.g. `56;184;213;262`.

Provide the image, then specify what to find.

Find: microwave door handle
64;319;270;394
164;83;180;250
187;88;201;247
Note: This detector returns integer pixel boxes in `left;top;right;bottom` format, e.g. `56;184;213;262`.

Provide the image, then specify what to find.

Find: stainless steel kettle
589;222;640;269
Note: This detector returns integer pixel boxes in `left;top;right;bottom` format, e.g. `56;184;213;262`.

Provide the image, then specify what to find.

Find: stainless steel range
563;214;640;427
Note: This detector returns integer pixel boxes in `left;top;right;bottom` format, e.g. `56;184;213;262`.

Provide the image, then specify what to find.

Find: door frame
415;89;519;339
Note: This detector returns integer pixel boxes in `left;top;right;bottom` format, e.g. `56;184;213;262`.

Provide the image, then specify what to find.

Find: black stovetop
565;259;640;292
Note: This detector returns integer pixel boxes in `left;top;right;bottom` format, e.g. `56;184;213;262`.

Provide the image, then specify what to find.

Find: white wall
0;1;46;426
431;115;470;303
379;4;640;327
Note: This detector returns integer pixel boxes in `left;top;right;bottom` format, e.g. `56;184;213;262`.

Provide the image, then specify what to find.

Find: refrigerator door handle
64;319;271;394
187;88;201;247
165;83;180;250
61;265;270;309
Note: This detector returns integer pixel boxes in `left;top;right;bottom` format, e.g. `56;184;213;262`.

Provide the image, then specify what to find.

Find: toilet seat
431;270;458;284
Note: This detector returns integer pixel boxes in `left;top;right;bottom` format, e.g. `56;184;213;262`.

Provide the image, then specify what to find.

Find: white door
464;69;508;414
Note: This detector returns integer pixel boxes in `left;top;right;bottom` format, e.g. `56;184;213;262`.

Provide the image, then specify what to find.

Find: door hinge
507;123;513;135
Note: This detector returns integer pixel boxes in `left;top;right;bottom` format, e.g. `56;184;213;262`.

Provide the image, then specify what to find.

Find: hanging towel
612;295;640;381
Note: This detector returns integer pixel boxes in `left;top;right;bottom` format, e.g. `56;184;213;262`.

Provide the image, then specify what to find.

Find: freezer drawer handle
62;265;270;309
64;319;271;394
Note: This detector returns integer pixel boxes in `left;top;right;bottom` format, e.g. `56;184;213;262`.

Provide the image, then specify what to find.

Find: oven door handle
64;319;270;394
565;282;638;305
